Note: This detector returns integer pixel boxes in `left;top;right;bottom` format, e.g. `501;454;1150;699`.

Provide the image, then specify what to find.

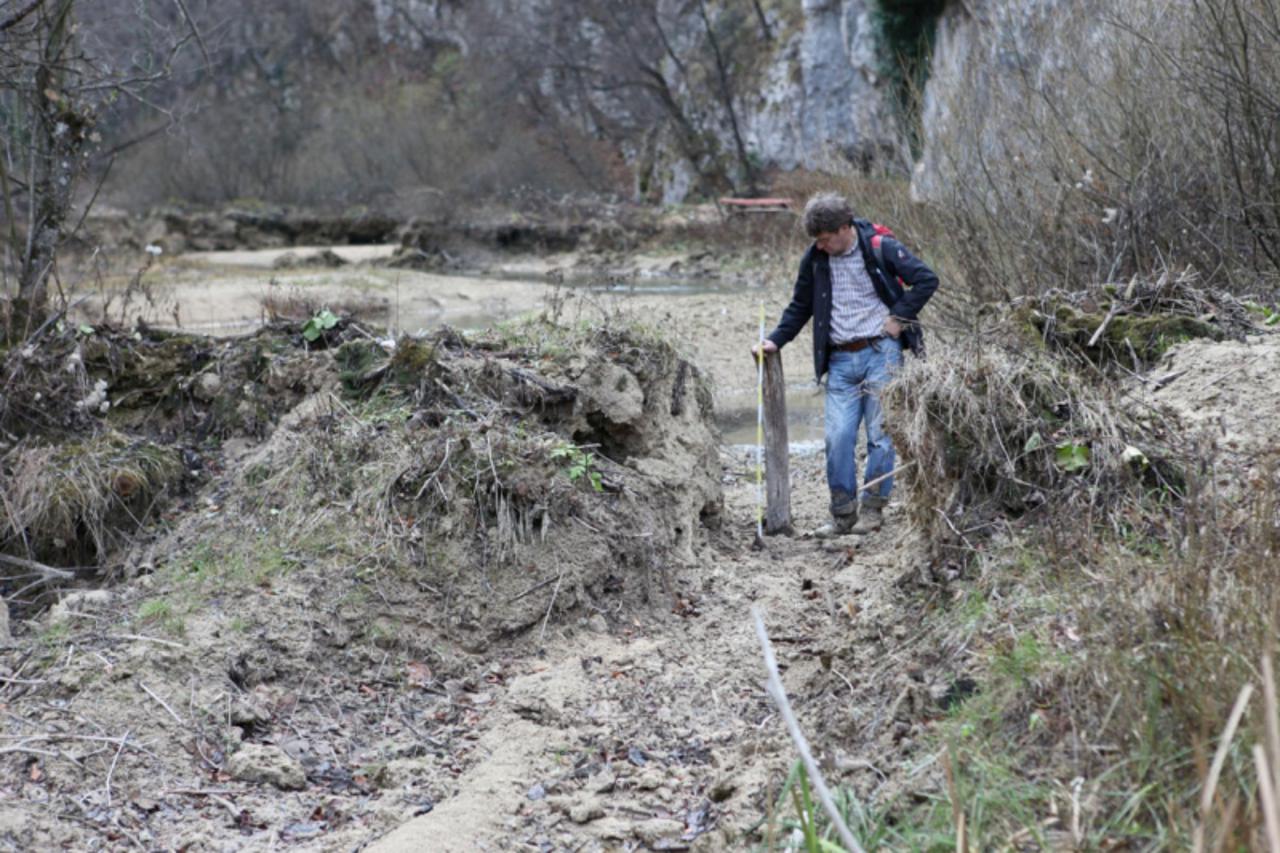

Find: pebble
633;818;685;844
634;768;664;791
589;768;617;794
227;743;306;790
194;372;222;402
568;798;605;824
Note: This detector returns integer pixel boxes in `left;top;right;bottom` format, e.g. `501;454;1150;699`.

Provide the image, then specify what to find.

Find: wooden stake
761;351;792;535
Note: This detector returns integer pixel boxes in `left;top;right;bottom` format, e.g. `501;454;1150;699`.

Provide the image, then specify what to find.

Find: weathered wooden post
762;351;792;535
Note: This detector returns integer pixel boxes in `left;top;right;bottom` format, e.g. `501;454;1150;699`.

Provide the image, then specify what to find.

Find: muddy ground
4;233;1271;852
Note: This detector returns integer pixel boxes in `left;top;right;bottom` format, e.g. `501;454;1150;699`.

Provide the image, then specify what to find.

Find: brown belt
831;336;881;353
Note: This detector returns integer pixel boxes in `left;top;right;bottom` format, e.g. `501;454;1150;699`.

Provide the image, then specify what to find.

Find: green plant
302;308;339;342
1246;301;1280;326
550;442;603;492
765;760;905;851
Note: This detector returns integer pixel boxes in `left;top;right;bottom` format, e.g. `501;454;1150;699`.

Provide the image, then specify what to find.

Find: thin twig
537;572;564;647
1264;655;1280;803
107;634;186;649
752;607;866;853
1087;301;1121;348
170;0;212;70
104;730;129;808
140;682;185;725
508;573;560;604
0;0;42;32
859;461;915;497
1254;745;1280;852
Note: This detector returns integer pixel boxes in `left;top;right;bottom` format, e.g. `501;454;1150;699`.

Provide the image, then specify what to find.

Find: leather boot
814;511;857;539
851;504;883;535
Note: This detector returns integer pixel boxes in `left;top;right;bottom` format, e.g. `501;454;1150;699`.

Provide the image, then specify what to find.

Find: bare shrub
916;0;1280;300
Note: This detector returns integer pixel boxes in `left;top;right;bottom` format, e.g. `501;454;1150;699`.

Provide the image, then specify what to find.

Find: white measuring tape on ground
755;300;766;541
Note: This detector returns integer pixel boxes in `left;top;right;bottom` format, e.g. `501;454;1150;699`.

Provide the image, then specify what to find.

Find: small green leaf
302;309;340;341
1024;432;1043;452
78;324;95;335
1055;442;1091;472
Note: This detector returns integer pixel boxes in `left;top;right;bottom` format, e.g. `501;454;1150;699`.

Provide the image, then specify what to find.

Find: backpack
868;223;906;289
867;222;928;359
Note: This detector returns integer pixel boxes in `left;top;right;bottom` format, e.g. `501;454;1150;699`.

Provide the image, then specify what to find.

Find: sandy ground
75;259;551;335
367;449;926;850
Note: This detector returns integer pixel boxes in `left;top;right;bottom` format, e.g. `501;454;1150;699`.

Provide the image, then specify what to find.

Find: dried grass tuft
1;431;183;569
883;334;1156;558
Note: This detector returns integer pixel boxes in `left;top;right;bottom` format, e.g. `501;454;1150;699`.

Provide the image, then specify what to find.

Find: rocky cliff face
739;1;899;176
909;0;1102;201
372;0;902;202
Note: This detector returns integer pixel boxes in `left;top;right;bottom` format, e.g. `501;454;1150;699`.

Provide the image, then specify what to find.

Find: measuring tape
755;300;766;541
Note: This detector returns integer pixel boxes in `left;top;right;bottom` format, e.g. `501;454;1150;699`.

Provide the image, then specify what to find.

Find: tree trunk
15;0;87;336
696;0;758;194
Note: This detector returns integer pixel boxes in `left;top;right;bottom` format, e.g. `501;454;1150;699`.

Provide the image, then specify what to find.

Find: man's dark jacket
767;218;939;382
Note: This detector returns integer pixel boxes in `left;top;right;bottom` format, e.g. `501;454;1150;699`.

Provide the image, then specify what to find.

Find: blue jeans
825;338;903;517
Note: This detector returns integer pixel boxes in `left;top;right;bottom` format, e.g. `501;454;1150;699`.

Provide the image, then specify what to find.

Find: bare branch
170;0;211;72
0;552;75;581
0;0;42;33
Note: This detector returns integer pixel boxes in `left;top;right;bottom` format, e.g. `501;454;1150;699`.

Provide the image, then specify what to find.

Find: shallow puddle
716;384;826;454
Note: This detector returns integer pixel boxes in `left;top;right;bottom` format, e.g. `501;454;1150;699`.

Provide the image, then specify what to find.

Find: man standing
754;193;938;536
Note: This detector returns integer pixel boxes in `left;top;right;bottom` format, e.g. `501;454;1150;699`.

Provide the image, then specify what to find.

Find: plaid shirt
828;244;888;343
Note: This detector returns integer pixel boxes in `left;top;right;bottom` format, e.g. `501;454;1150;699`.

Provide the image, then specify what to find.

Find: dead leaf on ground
406;661;433;687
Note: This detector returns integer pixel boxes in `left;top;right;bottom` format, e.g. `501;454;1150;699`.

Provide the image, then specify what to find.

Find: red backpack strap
870;231;887;274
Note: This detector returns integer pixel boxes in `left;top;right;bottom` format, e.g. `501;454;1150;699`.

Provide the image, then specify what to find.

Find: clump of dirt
2;432;182;570
1;323;334;442
0;322;343;615
0;314;724;850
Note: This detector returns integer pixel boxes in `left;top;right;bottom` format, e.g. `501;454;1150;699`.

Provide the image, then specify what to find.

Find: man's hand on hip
751;339;778;359
884;317;903;339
